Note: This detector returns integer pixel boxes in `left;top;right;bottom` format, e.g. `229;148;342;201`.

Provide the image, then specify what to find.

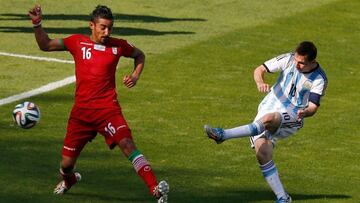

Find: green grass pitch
0;0;359;202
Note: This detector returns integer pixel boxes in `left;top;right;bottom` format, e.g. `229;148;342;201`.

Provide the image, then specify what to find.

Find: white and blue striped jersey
260;52;327;116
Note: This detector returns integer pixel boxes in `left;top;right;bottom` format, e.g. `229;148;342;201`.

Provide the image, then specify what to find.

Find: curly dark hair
90;5;114;22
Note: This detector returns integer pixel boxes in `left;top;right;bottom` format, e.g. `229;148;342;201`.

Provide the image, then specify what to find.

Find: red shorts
62;106;132;157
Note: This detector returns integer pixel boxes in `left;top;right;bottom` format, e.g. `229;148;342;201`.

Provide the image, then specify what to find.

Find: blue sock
260;160;286;199
223;120;265;139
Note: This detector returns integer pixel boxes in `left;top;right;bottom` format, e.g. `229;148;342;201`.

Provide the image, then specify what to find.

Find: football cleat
204;124;225;144
276;193;292;203
53;172;81;195
153;180;169;203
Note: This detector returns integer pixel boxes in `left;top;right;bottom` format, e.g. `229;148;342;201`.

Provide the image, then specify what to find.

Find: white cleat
53;172;81;195
153;180;169;203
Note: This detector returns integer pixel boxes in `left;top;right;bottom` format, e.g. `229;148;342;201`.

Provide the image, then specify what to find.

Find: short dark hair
90;5;114;22
295;41;317;61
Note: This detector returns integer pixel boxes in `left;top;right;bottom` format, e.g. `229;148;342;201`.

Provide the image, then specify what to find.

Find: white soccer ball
13;101;41;129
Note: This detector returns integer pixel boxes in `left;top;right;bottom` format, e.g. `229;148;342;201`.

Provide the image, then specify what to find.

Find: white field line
0;51;75;106
0;51;74;64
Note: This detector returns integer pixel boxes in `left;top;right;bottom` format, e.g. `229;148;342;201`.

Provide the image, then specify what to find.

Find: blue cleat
204;124;225;144
276;194;292;203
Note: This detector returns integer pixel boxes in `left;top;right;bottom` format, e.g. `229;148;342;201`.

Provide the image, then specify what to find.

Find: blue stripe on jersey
291;70;302;99
317;67;328;82
273;82;298;114
309;70;318;81
296;72;308;108
297;89;305;107
282;69;294;92
277;65;299;113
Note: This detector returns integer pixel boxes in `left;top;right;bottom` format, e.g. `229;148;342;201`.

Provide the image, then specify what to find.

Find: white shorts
250;111;303;148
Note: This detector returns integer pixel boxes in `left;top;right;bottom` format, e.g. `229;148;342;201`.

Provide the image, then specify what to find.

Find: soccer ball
13;101;40;129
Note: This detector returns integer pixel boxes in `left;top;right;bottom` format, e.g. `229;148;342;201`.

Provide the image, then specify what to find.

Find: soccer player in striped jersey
205;41;327;203
28;5;169;202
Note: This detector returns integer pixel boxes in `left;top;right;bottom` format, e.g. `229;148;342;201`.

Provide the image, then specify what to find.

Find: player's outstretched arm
28;5;64;52
254;65;270;93
123;47;145;88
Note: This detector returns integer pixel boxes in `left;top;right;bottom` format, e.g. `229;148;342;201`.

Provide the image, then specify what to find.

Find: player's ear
89;21;95;30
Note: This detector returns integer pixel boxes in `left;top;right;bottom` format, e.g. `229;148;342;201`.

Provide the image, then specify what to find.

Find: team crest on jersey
112;47;117;55
94;44;105;51
303;80;312;90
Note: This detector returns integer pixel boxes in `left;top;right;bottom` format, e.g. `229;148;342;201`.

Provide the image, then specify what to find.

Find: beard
101;36;110;44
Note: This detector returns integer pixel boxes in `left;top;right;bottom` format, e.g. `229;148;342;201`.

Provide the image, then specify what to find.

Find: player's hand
28;5;42;25
256;82;270;93
123;75;138;88
297;109;305;122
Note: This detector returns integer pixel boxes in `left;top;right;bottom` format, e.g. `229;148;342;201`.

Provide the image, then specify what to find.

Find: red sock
130;152;158;194
60;169;77;188
137;164;158;193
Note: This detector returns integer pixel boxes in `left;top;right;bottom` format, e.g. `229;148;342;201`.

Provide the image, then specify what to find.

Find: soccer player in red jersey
28;5;169;202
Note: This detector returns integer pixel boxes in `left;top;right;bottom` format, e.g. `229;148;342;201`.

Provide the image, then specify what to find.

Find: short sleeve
263;53;292;73
310;77;327;96
63;34;79;54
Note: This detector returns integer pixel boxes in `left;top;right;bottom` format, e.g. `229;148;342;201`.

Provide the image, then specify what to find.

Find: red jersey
63;34;134;108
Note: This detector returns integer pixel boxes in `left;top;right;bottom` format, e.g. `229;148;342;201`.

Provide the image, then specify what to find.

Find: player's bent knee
262;112;280;123
261;112;281;132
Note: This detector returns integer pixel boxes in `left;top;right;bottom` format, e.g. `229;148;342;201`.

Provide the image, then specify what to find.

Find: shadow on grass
0;26;194;36
66;192;149;202
0;134;352;203
290;193;351;201
0;13;204;36
211;190;352;203
0;13;206;23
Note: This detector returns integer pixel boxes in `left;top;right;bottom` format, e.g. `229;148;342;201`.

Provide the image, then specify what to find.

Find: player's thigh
97;108;133;149
63;114;97;157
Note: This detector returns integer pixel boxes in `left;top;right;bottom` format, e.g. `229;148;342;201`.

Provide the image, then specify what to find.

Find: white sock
223;120;265;140
260;160;286;199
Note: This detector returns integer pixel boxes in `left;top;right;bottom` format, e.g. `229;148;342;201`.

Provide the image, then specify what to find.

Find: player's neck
89;35;98;43
302;62;319;73
89;35;107;45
